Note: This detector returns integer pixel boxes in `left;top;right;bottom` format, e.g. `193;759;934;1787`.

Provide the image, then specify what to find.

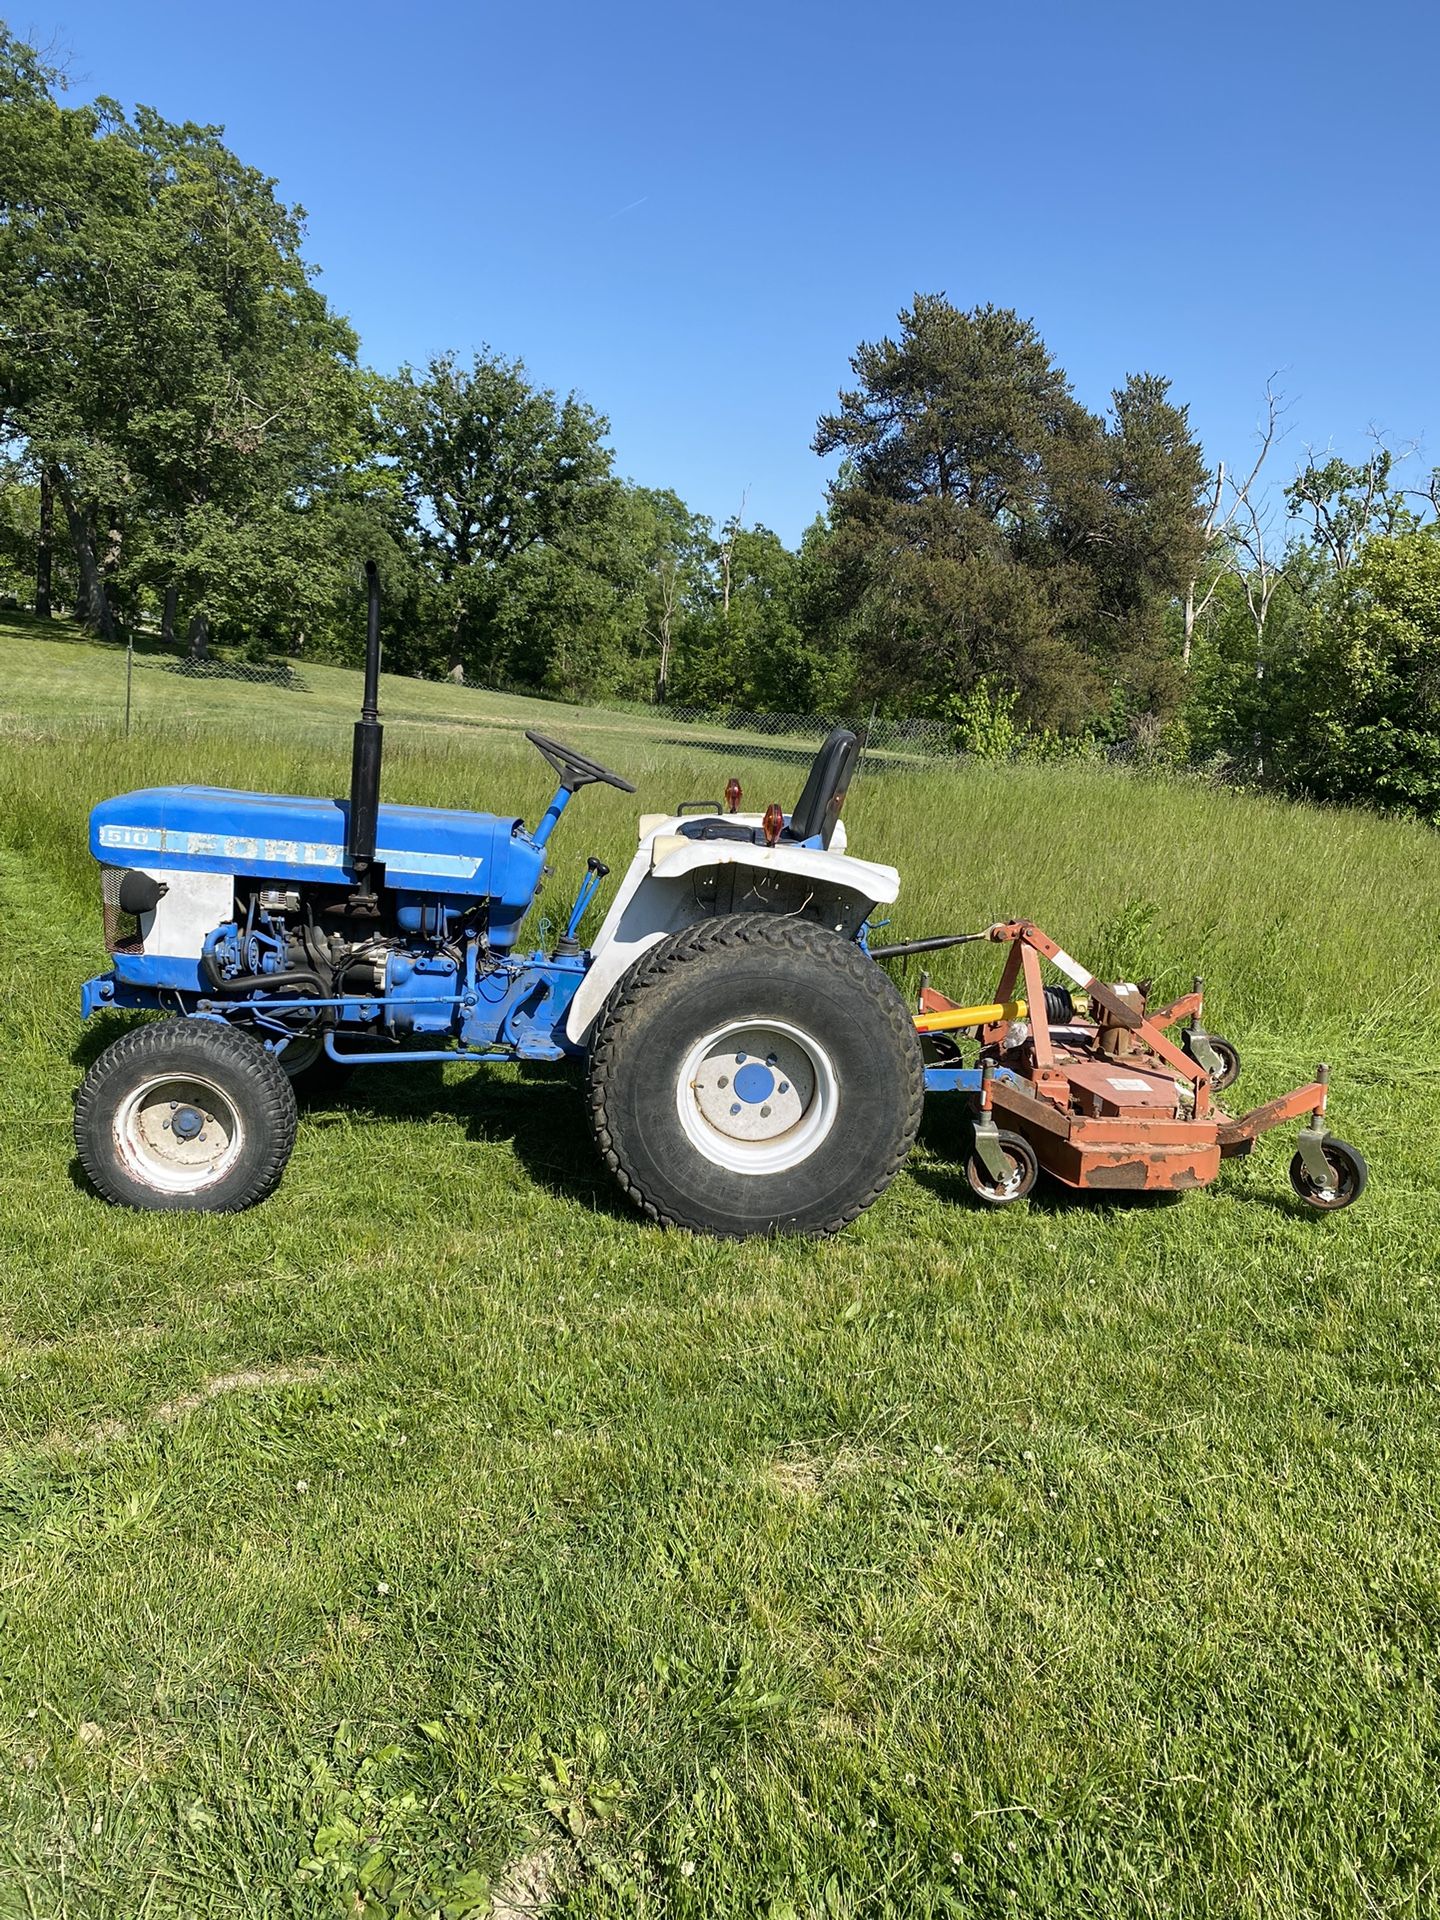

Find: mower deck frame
919;920;1333;1196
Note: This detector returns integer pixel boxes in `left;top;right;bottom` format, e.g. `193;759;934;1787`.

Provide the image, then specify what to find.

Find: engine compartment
200;880;489;1036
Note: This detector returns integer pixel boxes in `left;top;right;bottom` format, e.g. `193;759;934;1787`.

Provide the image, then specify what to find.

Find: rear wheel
74;1018;297;1212
587;914;923;1237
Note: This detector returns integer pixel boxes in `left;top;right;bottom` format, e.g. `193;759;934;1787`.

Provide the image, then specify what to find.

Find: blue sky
30;0;1440;542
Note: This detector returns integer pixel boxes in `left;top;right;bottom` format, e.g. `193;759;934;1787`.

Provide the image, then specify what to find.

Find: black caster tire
965;1128;1039;1206
1187;1032;1241;1091
1206;1036;1241;1092
587;914;924;1238
1289;1135;1368;1211
74;1018;298;1212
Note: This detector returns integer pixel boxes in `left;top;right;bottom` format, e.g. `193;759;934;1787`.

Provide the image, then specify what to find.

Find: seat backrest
789;726;859;849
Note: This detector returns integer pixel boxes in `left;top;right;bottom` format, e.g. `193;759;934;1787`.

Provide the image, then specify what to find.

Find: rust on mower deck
907;919;1367;1210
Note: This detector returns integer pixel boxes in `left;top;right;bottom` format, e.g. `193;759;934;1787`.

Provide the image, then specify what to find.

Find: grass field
2;615;1438;1917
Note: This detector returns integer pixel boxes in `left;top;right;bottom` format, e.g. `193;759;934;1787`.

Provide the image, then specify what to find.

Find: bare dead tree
648;553;681;704
719;486;749;622
1227;388;1290;777
1182;460;1227;670
1409;466;1440;520
1183;382;1283;669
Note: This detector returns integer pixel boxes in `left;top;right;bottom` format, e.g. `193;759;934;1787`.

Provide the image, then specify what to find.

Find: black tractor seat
682;726;859;850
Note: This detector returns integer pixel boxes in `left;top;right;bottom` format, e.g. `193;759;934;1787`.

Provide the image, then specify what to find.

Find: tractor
73;565;922;1237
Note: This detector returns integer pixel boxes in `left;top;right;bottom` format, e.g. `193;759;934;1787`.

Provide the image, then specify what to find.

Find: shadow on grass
69;1014;630;1220
913;1100;1190;1215
286;1056;630;1220
909;1155;1189;1216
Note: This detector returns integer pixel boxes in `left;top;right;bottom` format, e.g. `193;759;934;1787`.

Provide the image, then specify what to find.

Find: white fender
565;815;900;1045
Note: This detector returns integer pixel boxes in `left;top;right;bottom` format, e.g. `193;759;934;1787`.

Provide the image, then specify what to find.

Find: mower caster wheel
1186;1032;1241;1090
1289;1135;1368;1211
1206;1036;1241;1091
965;1129;1039;1206
74;1017;298;1212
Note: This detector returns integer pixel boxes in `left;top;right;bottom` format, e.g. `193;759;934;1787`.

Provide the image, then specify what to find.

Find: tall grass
1;630;1438;1917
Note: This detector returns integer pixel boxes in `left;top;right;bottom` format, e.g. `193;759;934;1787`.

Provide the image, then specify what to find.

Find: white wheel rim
990;1156;1025;1198
676;1018;839;1175
113;1072;244;1194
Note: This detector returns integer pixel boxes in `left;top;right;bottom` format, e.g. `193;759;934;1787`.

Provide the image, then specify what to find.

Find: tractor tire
587;913;924;1238
74;1017;298;1212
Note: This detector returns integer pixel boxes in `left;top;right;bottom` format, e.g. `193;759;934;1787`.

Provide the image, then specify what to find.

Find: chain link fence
12;618;1158;775
122;633;958;765
659;702;956;762
144;652;309;690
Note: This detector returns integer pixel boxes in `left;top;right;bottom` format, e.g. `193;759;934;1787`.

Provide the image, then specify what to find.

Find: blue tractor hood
91;786;547;946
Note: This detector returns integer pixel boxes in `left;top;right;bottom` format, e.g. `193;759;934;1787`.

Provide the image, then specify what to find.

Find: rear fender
565;825;899;1045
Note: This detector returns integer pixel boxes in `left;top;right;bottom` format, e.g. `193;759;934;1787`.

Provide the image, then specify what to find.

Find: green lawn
2;616;1438;1917
0;612;836;760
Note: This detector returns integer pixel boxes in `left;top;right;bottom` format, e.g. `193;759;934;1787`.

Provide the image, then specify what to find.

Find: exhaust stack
347;559;383;878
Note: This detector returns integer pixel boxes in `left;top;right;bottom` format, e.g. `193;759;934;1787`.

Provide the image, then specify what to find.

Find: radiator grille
99;865;145;954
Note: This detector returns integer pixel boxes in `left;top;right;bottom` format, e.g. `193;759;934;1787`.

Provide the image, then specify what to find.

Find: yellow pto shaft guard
914;998;1027;1034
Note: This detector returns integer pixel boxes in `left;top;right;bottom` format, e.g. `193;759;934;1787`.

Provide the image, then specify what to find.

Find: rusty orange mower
869;919;1367;1210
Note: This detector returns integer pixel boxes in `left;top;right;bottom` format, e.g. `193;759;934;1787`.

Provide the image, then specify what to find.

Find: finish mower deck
880;919;1367;1211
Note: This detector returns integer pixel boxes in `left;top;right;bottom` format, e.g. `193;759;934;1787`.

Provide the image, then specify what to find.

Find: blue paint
113;952;208;993
733;1061;775;1104
323;1034;513;1068
90;786;546;947
922;1065;1027;1095
384;950;459;1033
528;783;574;850
83;766;603;1077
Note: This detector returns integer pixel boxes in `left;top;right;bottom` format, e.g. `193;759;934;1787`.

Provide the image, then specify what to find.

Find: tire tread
74;1018;298;1212
586;913;924;1236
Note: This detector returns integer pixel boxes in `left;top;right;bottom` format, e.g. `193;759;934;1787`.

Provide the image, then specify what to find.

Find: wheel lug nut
717;1075;728;1088
729;1102;741;1115
735;1052;746;1063
760;1105;772;1118
766;1052;777;1065
779;1081;789;1094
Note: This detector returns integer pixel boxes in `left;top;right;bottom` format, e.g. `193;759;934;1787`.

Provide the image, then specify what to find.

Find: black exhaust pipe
347;559;383;879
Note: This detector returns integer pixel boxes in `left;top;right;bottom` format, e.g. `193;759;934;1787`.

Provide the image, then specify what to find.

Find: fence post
124;632;133;735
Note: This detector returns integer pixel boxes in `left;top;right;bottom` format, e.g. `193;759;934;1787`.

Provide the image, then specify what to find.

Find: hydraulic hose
199;947;329;1000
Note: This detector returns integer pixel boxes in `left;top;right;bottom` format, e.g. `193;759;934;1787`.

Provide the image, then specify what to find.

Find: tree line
1;27;1436;821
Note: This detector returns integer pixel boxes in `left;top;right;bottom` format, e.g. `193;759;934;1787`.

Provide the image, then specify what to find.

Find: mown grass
0;612;839;759
1;615;1438;1917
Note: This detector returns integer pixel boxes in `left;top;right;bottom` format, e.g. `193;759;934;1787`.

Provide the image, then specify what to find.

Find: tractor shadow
67;1018;628;1220
304;1060;632;1220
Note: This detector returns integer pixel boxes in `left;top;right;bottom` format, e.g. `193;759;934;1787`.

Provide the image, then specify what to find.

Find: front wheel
74;1018;298;1212
1187;1032;1241;1091
587;915;924;1237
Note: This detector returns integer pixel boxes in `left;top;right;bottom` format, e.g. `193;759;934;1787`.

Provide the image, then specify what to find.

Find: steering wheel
525;730;637;794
